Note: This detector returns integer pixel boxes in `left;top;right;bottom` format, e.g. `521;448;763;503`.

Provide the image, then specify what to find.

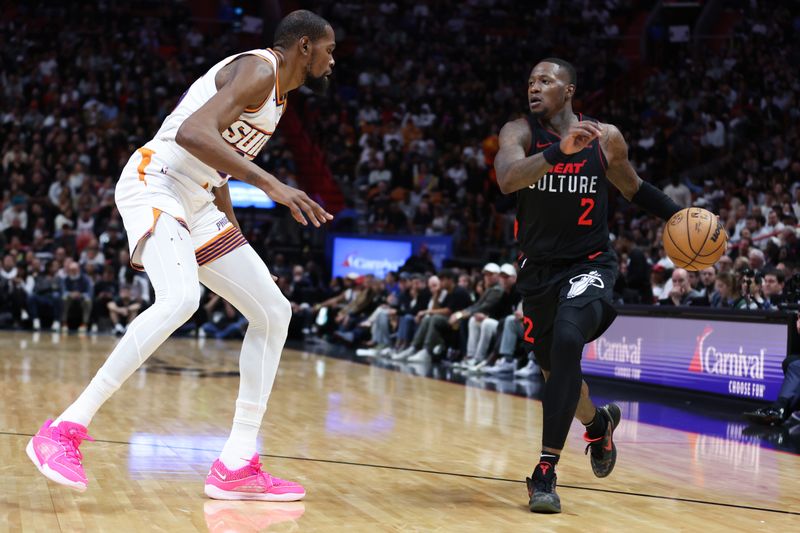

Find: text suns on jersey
216;119;273;182
222;119;273;160
567;270;605;299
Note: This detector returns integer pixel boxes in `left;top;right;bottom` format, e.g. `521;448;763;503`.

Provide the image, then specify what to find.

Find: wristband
542;143;570;165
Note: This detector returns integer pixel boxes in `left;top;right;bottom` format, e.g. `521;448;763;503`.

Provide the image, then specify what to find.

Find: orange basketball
662;207;728;271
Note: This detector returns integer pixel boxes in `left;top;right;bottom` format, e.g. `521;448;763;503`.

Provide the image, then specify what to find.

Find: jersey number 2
522;317;535;344
578;198;594;226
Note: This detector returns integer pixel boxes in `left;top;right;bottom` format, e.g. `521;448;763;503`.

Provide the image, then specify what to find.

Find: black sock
538;453;559;472
584;409;608;440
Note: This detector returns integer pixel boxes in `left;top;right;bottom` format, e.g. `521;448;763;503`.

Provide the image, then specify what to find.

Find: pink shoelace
246;456;287;487
57;426;95;465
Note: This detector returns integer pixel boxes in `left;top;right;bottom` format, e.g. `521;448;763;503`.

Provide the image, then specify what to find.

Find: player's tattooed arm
602;123;642;201
495;119;550;194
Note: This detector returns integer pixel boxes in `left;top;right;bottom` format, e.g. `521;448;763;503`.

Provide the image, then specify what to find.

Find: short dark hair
539;57;577;86
438;269;457;281
273;10;330;48
764;268;785;284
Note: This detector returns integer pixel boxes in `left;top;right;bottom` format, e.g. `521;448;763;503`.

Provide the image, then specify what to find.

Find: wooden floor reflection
1;331;798;531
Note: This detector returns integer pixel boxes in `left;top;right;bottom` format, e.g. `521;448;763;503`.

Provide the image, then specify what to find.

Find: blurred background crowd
1;0;799;373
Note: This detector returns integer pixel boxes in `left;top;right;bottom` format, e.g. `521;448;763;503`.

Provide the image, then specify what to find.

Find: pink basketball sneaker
26;419;94;492
204;454;306;501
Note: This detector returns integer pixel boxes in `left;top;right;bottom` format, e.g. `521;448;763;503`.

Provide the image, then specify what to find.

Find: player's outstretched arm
176;56;332;227
603;124;681;221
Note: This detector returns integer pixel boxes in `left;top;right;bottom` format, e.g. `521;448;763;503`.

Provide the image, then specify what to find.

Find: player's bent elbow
497;175;517;195
175;122;199;151
496;174;511;194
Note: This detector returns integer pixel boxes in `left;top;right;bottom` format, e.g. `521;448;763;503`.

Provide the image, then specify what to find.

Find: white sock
219;399;264;469
55;372;121;427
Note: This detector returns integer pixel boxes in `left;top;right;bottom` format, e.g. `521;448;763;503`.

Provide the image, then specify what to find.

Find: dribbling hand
559;121;602;155
270;183;334;227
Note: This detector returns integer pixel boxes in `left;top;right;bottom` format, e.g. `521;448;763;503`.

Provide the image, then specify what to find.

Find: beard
529;105;549;118
304;73;330;95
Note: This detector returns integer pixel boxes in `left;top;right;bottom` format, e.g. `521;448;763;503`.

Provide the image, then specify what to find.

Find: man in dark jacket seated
743;312;800;425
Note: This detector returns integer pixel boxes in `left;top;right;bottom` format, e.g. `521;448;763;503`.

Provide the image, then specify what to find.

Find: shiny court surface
1;331;798;531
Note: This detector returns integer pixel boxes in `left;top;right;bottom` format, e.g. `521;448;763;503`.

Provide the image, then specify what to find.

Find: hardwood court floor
1;331;798;532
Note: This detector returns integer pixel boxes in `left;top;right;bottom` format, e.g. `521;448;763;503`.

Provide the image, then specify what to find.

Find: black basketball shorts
516;244;619;371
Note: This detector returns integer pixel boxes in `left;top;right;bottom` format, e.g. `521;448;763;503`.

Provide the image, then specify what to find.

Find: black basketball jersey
515;113;609;263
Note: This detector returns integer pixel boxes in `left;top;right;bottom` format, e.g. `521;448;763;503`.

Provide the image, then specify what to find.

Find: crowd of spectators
1;0;800;347
0;1;330;331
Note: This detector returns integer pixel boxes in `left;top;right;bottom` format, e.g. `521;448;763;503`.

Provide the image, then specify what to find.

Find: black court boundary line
5;431;797;517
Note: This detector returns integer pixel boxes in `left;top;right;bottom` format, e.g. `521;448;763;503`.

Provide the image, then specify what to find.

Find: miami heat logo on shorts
566;270;605;299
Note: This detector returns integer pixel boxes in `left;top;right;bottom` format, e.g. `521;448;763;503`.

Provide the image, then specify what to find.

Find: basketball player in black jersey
495;58;683;513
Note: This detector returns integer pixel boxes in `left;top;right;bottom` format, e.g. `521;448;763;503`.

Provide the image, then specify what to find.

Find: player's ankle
584;408;607;439
539;452;560;468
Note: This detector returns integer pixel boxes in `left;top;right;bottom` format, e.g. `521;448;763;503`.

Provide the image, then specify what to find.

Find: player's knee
172;283;201;322
553;318;584;350
272;294;292;329
248;291;291;331
554;303;602;343
153;279;200;323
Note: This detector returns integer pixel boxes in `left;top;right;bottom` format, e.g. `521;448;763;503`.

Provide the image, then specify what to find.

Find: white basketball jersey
143;48;286;190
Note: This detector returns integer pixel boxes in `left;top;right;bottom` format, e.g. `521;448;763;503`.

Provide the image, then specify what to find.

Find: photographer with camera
733;268;766;310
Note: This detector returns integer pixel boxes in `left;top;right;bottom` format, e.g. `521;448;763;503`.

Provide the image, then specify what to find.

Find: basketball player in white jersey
27;10;335;501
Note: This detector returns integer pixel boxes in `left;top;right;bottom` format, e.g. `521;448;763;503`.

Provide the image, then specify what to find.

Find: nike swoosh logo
214;468;227;480
536;141;553;148
603;438;613;451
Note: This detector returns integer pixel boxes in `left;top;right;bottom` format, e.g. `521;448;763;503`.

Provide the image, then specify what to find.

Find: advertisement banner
228;180;275;209
408;235;452;270
331;237;412;278
328;234;453;278
582;315;787;401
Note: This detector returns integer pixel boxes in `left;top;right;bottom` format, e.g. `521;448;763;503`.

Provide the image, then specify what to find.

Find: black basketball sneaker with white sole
526;462;561;513
583;403;621;478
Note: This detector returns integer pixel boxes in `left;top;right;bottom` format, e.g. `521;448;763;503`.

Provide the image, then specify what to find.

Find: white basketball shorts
115;147;247;271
